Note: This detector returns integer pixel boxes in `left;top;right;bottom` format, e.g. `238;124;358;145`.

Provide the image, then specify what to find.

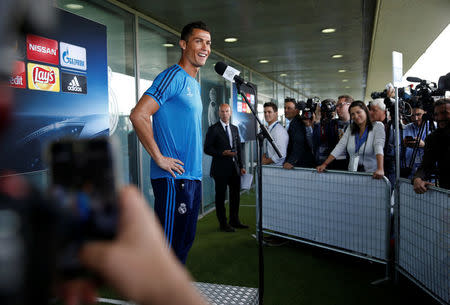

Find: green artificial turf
186;190;439;305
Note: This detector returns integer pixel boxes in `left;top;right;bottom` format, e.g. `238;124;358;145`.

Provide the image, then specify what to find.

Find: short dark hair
264;102;278;112
284;97;296;109
338;95;354;104
410;99;424;110
435;98;450;108
349;100;373;134
181;21;209;41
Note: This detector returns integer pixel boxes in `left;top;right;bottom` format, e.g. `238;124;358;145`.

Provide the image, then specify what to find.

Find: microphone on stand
214;61;247;86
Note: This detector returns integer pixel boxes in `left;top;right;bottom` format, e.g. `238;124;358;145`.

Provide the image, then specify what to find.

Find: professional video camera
406;76;443;114
398;75;449;177
320;99;336;120
370;89;389;100
371;86;411;119
297;97;320;120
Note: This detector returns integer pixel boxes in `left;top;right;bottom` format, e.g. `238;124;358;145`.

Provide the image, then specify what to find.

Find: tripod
400;112;435;178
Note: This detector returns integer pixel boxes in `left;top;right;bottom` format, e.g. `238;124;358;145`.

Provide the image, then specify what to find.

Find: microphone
214;61;246;85
406;76;422;83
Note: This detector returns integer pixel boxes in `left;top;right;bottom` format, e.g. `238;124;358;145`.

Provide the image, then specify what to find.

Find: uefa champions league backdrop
232;84;257;142
0;8;108;173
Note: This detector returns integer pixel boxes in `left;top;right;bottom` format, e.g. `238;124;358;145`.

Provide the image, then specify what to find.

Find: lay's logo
27;63;60;92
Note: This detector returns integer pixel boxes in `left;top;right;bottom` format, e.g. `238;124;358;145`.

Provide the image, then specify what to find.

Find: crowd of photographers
264;80;450;193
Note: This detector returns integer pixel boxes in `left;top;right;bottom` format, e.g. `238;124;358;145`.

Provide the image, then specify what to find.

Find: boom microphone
214;61;246;85
406;76;422;83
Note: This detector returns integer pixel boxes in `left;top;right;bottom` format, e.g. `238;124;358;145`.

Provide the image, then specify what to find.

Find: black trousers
213;172;241;226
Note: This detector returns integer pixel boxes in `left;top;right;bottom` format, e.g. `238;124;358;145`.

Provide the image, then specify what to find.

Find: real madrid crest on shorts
178;203;187;214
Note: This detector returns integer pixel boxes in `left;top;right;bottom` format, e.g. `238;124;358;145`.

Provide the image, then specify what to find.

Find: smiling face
179;28;211;69
284;101;299;120
350;105;367;127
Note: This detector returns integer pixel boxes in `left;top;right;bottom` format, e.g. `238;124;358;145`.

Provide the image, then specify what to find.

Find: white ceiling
98;0;450;102
115;0;376;101
366;0;450;100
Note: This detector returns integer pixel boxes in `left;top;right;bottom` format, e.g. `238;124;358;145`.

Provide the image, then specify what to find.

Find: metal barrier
396;179;450;305
261;166;391;263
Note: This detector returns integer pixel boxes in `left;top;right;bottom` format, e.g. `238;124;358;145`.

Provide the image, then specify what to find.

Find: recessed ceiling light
259;59;269;64
342;79;348;82
332;54;343;58
280;73;287;77
162;43;174;47
65;3;84;10
224;37;238;43
321;28;336;33
338;69;346;73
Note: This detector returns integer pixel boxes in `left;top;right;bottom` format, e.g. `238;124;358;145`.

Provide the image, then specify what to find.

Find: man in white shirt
262;102;289;166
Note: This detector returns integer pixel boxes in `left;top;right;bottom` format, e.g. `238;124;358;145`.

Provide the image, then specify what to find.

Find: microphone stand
235;79;282;305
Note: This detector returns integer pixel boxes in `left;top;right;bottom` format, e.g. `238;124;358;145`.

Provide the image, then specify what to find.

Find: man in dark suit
204;103;248;232
283;98;315;169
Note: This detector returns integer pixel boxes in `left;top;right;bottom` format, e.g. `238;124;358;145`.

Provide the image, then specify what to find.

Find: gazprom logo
60;42;87;71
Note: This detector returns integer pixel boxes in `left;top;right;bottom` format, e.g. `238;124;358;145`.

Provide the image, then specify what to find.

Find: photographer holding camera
283;98;315;169
413;98;450;193
312;96;352;170
401;101;434;179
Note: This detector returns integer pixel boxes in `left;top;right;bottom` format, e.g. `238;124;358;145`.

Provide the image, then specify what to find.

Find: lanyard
355;127;368;153
269;121;279;133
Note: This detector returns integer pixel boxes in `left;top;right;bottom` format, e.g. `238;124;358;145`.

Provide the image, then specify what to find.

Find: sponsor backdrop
232;83;257;142
1;8;108;173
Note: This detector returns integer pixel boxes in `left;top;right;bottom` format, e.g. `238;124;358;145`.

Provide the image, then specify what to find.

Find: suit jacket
285;115;315;167
204;121;243;178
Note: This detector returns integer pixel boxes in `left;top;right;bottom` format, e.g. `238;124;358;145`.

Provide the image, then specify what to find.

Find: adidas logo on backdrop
61;72;87;94
68;76;82;92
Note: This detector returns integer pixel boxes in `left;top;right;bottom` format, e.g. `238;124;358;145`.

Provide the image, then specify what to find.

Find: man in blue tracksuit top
130;21;211;264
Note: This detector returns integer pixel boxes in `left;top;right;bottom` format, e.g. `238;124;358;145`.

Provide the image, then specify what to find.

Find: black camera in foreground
0;137;119;305
0;187;60;305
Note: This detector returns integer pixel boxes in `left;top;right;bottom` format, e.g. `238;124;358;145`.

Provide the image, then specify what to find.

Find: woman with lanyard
316;101;385;179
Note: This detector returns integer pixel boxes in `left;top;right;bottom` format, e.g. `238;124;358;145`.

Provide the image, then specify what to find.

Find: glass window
137;18;180;205
201;53;226;211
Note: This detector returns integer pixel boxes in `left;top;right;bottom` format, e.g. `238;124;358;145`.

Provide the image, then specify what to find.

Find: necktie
225;125;232;147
